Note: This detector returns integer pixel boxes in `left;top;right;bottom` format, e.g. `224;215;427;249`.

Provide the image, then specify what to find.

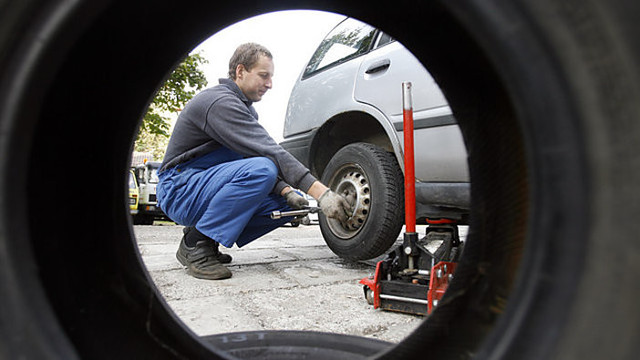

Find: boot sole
186;267;232;280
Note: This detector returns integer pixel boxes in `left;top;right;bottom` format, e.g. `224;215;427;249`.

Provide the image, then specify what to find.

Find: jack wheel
364;287;375;306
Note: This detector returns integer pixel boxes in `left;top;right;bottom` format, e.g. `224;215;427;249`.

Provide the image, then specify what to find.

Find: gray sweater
160;78;317;194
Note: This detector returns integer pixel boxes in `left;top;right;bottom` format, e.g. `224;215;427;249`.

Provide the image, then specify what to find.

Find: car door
354;36;449;121
354;35;469;182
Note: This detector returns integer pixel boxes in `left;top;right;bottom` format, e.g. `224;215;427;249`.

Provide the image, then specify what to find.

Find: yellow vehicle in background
128;170;139;215
132;160;169;224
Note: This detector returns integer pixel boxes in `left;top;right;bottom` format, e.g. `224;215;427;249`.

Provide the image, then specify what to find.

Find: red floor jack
360;82;463;316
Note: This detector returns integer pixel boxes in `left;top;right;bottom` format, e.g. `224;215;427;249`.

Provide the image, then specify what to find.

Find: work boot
211;241;233;264
176;238;232;280
182;226;232;264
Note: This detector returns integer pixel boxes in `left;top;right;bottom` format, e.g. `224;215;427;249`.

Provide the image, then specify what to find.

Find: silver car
281;17;469;260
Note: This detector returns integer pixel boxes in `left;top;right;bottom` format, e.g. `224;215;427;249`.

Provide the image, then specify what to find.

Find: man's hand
284;190;309;210
318;189;352;222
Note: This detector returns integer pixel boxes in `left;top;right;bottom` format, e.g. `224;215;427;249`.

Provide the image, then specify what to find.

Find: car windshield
303;18;376;77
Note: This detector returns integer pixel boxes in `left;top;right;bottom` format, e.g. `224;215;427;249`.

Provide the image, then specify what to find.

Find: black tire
1;1;639;359
319;143;404;260
202;330;392;360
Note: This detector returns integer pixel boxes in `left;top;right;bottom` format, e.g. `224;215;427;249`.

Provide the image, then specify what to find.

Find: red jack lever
402;82;419;267
403;82;416;233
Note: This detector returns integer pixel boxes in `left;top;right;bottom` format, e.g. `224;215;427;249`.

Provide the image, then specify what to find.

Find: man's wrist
307;181;329;200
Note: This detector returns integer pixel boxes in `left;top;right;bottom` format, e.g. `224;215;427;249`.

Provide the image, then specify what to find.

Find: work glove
318;189;353;222
284;190;309;210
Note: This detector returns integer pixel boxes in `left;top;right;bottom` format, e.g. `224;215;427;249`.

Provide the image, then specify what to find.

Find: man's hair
228;43;273;80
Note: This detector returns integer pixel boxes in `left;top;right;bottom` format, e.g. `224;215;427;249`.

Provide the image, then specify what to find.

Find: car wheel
319;142;404;260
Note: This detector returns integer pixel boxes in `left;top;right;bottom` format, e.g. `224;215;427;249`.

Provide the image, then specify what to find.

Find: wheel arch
309;110;404;178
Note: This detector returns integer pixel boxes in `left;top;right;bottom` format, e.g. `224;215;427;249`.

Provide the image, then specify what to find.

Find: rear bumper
280;130;317;169
137;204;165;217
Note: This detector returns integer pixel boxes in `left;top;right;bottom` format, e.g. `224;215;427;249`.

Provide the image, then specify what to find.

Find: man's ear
236;64;245;79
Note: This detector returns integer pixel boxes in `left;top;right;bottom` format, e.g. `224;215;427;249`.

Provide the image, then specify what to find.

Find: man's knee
250;157;277;177
242;157;278;187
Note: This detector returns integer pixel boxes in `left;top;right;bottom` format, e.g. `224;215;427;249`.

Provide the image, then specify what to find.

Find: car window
303;18;376;78
375;32;394;48
149;168;159;184
129;172;137;190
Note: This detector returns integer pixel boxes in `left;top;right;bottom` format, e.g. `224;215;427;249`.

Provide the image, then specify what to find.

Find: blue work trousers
157;148;292;248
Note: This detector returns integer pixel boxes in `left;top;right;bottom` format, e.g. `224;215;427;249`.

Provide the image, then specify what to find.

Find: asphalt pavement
134;222;431;343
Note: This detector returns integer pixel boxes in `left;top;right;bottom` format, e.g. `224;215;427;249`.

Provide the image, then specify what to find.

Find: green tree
134;52;208;158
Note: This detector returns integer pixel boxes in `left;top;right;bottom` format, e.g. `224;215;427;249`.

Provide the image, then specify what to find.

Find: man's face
235;55;274;102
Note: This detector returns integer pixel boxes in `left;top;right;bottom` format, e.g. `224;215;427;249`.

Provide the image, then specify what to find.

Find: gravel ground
134;223;430;343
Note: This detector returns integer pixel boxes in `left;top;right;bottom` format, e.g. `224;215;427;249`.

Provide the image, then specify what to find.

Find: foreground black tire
319;142;404;260
203;330;392;360
1;0;639;359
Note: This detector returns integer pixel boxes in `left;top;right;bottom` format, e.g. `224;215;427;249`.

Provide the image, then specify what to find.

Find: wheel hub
328;165;372;239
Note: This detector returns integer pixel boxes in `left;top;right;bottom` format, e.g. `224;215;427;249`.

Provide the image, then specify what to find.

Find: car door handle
365;59;391;74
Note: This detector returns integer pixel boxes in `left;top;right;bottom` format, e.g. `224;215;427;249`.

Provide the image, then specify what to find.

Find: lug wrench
270;206;320;219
